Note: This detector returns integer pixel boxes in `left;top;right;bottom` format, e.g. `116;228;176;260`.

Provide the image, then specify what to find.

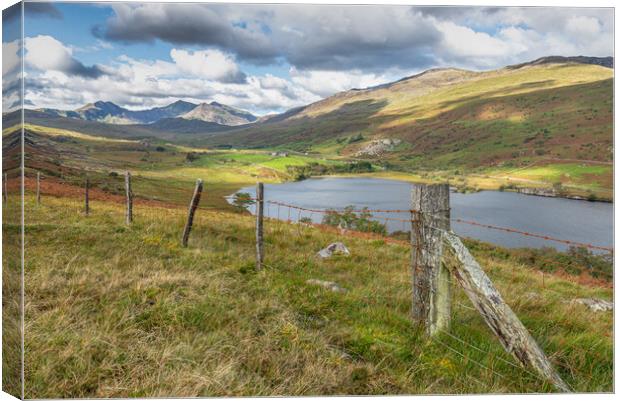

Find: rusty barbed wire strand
451;218;613;253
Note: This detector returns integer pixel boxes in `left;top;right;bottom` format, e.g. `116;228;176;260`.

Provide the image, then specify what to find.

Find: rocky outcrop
317;242;350;258
306;279;347;293
571;298;613;312
355;138;402;157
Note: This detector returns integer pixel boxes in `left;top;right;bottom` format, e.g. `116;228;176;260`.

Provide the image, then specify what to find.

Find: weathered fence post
125;171;133;224
84;177;90;216
3;173;7;203
443;231;570;392
36;171;41;205
181;179;203;247
255;182;264;270
411;183;451;336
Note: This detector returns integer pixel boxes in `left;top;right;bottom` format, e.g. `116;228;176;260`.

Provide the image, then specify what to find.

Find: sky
1;1;615;115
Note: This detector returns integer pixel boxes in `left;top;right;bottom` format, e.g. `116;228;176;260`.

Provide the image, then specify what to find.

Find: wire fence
11;171;612;256
9;171;610;392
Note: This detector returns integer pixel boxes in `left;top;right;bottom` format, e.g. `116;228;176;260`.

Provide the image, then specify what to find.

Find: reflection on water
234;177;613;252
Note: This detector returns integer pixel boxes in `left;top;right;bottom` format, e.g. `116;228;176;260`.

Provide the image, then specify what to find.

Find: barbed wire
451;218;613;253
24;173;613;255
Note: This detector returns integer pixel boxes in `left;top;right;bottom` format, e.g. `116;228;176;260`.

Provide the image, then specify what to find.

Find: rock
317;242;350;258
355;138;402;157
306;279;347;293
571;298;613;312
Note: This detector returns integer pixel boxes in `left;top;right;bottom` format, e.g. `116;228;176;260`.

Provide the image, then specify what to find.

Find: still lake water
233;177;613;252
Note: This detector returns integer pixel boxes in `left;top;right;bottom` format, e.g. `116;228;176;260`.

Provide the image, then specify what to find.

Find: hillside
4;186;611;397
182;101;258;126
202;61;613;171
33;99;257;126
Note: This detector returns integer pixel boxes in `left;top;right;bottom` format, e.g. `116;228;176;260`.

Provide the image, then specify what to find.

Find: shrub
232;192;255;212
185;152;200;162
322;206;387;235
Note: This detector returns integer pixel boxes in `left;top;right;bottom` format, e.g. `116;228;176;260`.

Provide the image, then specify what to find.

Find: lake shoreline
312;172;613;203
232;176;613;252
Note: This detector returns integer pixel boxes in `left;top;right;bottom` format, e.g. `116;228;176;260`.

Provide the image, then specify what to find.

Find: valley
5;57;612;202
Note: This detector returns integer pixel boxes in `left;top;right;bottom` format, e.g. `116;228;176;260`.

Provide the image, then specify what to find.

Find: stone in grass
571;298;613;312
317;242;350;258
306;279;347;293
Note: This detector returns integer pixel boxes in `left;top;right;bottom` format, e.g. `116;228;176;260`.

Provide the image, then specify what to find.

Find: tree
232;192;255;212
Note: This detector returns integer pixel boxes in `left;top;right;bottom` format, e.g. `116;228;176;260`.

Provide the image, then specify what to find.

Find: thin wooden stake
125;171;133;224
3;173;7;203
182;179;203;247
443;231;570;392
256;182;264;270
411;183;451;336
36;171;41;205
84;177;90;216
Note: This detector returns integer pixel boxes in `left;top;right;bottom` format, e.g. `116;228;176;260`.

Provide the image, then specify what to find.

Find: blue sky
2;2;614;115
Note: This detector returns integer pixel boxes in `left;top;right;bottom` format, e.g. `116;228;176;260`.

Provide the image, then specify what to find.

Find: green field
194;63;612;198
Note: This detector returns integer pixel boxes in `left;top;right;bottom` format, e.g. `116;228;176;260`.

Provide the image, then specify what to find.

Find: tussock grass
12;194;612;397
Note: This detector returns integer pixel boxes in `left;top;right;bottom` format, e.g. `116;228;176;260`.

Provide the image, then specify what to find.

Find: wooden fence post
84;177;90;216
411;183;451;336
3;173;7;203
182;179;203;247
125;171;133;224
36;171;41;205
256;182;264;270
443;231;570;392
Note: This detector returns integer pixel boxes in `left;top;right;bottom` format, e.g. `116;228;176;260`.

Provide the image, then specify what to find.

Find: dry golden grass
6;193;612;397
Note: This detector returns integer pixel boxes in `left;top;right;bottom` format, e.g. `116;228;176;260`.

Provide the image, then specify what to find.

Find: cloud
25;2;63;19
21;36;318;115
94;3;442;71
93;4;613;75
170;49;247;83
3;2;63;23
25;35;105;78
3;39;20;77
93;3;277;62
289;68;406;98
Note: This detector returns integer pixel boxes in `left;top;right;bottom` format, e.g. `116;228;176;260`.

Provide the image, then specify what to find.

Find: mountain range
4;55;613;168
37;100;258;127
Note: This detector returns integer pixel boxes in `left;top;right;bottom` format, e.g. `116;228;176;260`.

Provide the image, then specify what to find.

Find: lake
233;177;613;252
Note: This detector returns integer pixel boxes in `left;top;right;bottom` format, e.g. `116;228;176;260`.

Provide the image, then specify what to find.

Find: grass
198;63;612;196
11;192;612;397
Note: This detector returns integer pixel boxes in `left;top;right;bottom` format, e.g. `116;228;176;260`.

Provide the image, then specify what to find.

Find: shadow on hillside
396;78;612;166
438;79;558;109
207;98;391;148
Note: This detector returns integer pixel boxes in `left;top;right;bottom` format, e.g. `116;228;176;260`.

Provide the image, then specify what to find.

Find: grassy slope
5;124;343;209
200;63;612;196
15;193;611;397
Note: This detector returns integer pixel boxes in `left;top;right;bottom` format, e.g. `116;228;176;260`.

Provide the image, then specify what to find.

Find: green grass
13;193;612;397
197;63;612;195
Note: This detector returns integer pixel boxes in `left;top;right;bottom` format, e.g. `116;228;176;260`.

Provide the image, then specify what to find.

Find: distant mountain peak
181;102;257;126
507;55;613;70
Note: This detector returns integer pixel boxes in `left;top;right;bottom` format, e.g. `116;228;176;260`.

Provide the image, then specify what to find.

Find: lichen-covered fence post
255;182;264;270
410;183;451;336
125;171;133;224
443;231;570;392
181;179;203;247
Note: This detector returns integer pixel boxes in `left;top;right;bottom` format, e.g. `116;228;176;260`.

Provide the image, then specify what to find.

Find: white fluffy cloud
289;68;406;98
21;36;321;115
2;39;20;77
24;35;105;78
13;5;615;116
170;49;246;83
